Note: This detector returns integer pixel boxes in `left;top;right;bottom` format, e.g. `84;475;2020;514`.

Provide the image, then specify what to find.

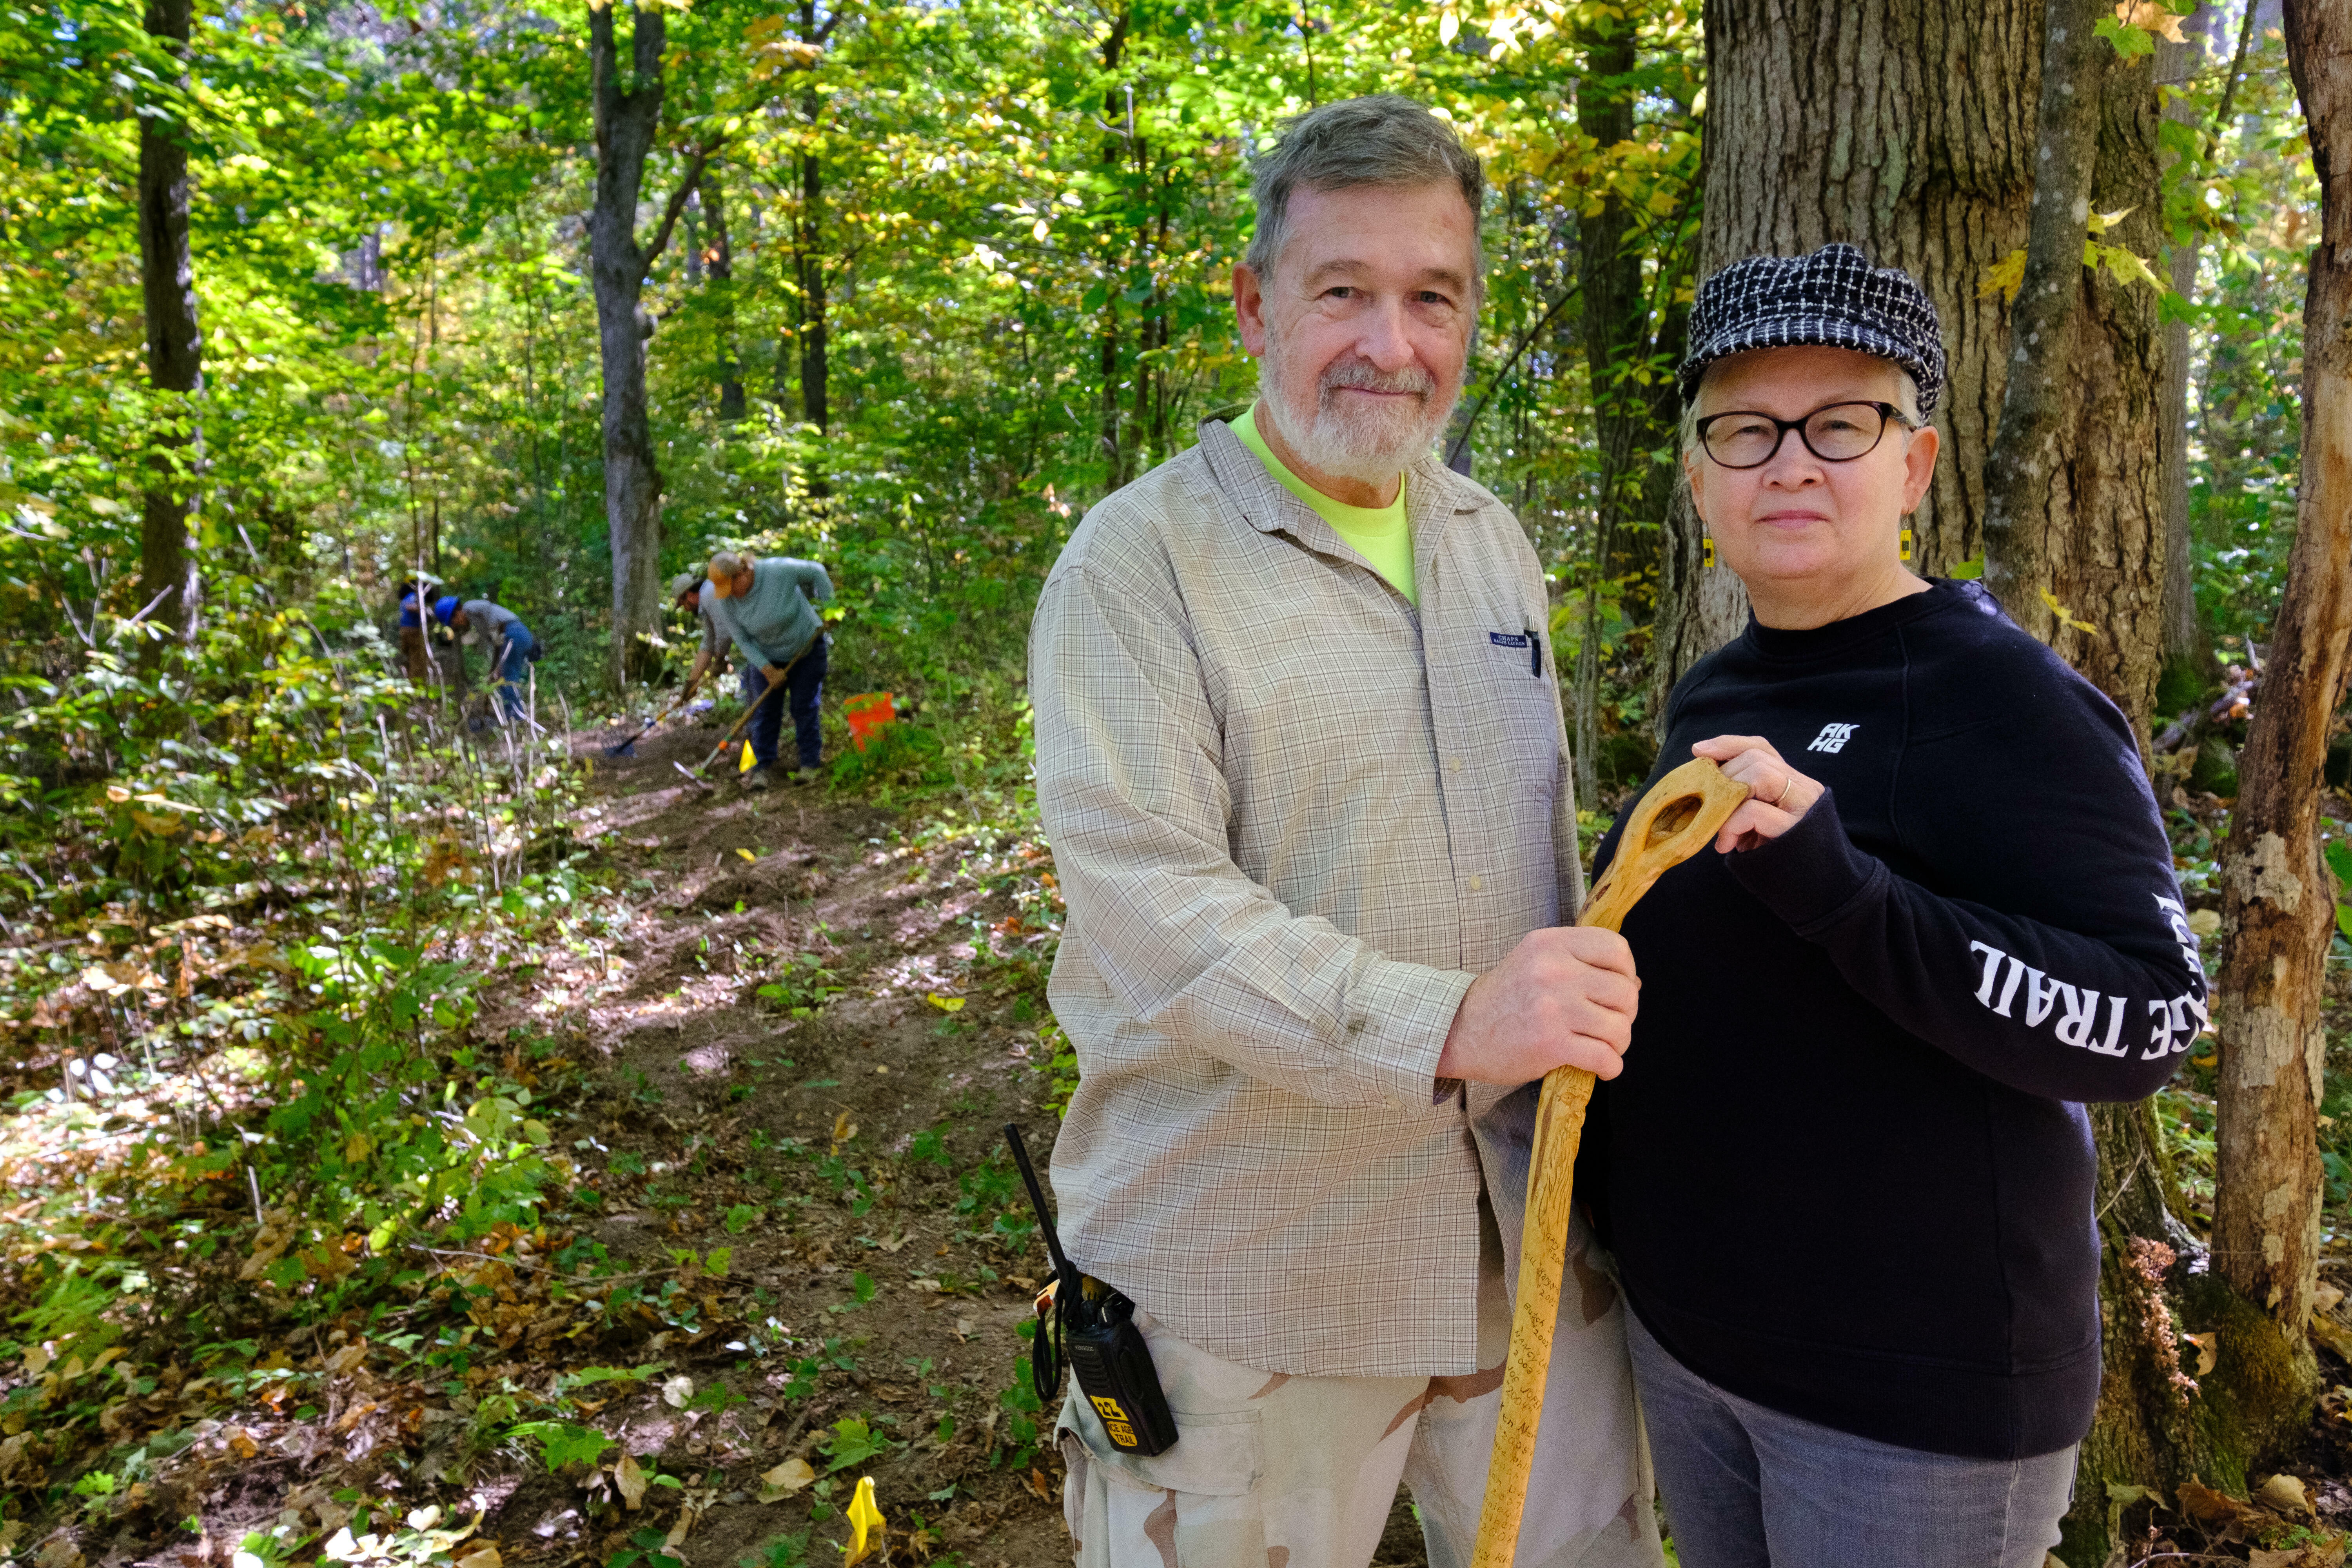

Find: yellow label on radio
1105;1420;1138;1447
1090;1394;1130;1423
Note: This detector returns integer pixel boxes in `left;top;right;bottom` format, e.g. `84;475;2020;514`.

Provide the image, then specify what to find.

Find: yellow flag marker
739;741;757;773
843;1476;885;1564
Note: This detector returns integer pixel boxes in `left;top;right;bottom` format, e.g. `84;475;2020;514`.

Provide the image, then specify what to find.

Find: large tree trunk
588;0;668;689
137;0;201;649
588;1;705;688
1573;11;1686;807
2209;0;2352;1465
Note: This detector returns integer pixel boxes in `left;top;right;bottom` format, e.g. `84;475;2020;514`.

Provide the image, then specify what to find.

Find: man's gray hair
1245;95;1486;291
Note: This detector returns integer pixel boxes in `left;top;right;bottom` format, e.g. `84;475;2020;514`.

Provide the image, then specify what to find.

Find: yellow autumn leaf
1977;248;2027;303
925;992;965;1012
2039;590;2102;637
2113;0;2185;42
737;848;757;862
615;1452;648;1510
831;1109;859;1149
844;1477;886;1565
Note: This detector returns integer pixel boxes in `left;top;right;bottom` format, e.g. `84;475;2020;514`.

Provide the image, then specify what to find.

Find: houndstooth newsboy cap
1677;243;1947;414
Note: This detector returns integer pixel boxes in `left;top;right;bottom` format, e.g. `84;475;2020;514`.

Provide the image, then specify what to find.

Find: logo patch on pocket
1488;632;1530;648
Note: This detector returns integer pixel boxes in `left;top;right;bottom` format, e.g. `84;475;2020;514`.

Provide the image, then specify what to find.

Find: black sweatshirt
1581;579;2207;1460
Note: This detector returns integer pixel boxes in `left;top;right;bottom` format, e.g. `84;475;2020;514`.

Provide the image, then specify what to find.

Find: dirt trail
526;713;1085;1566
552;713;1428;1568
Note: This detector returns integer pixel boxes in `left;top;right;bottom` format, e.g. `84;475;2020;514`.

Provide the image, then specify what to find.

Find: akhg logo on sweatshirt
1807;722;1859;754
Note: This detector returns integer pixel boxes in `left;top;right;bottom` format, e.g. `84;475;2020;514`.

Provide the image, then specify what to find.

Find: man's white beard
1257;325;1457;486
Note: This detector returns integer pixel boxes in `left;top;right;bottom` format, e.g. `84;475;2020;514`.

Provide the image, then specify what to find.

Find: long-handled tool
1471;757;1751;1567
604;690;694;757
674;643;813;785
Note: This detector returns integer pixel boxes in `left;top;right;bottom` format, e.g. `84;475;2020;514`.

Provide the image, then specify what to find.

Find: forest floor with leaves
0;704;1435;1568
0;691;2345;1568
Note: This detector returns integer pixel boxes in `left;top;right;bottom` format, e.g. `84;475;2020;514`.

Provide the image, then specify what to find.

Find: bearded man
1029;95;1662;1568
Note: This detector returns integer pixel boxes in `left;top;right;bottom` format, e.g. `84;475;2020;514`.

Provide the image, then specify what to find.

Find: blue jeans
1627;1311;2074;1568
490;626;534;721
739;634;827;770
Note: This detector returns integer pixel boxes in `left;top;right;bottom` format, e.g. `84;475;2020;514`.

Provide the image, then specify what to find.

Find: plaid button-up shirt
1030;417;1584;1378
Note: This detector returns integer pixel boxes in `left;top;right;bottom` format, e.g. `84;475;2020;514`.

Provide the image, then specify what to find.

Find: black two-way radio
1002;1123;1179;1458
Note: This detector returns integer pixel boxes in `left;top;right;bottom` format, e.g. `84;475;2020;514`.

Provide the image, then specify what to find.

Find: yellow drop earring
1900;527;1914;563
1702;536;1716;569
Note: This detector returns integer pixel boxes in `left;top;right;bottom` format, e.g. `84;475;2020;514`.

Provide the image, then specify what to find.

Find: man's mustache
1319;358;1436;402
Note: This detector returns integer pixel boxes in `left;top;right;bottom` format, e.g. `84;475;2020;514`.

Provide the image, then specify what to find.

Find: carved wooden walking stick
1471;757;1751;1566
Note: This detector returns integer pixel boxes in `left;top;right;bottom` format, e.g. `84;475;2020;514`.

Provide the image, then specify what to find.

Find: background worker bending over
671;571;740;701
704;550;832;790
432;594;535;724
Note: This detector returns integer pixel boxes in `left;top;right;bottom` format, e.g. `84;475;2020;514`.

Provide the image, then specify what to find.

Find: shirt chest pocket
1482;632;1560;780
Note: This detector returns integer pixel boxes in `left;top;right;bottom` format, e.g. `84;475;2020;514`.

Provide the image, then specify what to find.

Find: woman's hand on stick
1691;735;1821;853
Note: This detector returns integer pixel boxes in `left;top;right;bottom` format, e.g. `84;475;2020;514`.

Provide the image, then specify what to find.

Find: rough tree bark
1657;0;2171;733
2210;0;2352;1457
137;0;202;649
588;0;706;687
1572;10;1686;806
700;165;746;422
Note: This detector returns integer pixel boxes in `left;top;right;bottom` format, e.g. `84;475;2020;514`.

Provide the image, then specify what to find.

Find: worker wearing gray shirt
432;595;535;723
704;551;833;789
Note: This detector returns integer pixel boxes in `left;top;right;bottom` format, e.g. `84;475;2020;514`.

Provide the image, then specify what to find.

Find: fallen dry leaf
325;1340;368;1376
2255;1471;2312;1515
1027;1467;1052;1501
662;1375;695;1409
955;1318;976;1341
758;1457;816;1502
2185;1330;2218;1377
615;1452;648;1511
453;1547;501;1568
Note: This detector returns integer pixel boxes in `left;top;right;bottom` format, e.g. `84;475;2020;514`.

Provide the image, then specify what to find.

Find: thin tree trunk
2210;0;2352;1449
702;165;746;422
587;0;705;688
1573;12;1686;803
137;0;201;649
1982;0;2111;635
2160;5;2257;675
1098;14;1131;490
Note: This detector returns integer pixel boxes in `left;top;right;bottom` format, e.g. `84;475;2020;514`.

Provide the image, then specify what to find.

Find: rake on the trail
1470;757;1749;1568
603;693;692;757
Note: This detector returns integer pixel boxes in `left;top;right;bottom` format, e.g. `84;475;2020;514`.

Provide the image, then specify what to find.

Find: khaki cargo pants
1053;1212;1662;1568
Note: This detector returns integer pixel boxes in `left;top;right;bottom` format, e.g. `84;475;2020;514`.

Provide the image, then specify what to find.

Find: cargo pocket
1055;1389;1264;1495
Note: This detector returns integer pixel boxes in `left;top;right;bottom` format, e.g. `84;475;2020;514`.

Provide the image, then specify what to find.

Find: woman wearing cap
1575;245;2206;1562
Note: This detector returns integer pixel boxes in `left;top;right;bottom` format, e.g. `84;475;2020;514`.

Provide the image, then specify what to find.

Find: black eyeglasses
1694;401;1917;470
